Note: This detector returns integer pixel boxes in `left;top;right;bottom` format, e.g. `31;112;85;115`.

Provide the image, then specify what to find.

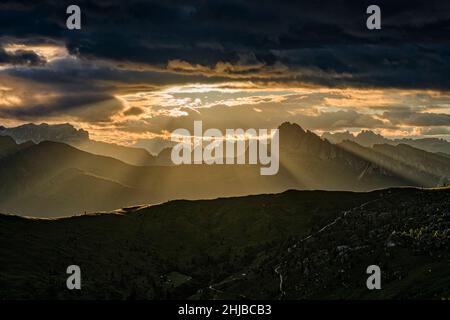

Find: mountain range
322;130;450;155
0;123;163;166
0;122;449;217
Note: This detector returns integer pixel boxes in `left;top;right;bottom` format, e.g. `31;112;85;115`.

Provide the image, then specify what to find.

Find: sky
0;0;450;148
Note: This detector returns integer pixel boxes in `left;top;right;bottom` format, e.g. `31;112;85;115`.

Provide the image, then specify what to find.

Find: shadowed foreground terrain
0;187;449;299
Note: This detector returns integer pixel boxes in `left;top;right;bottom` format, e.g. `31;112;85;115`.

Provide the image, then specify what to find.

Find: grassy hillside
0;187;449;299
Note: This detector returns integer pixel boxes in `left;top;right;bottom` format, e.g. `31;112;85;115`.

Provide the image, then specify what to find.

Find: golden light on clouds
116;82;302;114
3;43;69;61
166;59;289;78
0;86;22;107
98;82;450;144
322;89;397;109
1;74;450;146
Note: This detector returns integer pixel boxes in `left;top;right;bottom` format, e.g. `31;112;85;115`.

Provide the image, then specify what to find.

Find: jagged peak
356;130;383;138
0;122;90;143
278;122;306;134
338;139;362;146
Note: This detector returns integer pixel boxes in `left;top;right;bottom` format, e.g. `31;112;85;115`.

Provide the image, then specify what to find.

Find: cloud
123;106;144;116
0;0;450;89
111;101;387;136
296;110;385;130
0;47;46;66
0;92;123;123
0;0;449;143
420;127;450;136
383;110;450;126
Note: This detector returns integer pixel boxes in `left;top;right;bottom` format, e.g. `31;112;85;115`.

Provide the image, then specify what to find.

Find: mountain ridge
1;187;448;299
322;130;450;155
0;123;161;166
0;122;448;217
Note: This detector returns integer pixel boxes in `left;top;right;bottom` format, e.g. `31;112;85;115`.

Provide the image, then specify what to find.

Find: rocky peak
0;123;89;144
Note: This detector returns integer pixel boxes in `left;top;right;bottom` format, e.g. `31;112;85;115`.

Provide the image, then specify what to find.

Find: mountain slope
322;130;450;155
338;140;450;186
0;167;152;217
0;122;158;166
277;123;415;189
70;140;158;166
211;187;450;299
0;136;33;158
0;136;20;158
0;187;448;299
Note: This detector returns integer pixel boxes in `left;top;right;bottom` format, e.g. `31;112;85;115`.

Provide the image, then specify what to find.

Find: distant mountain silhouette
0;123;161;166
0;123;89;143
338;140;450;186
0;136;20;157
322;130;450;155
277;122;416;189
0;135;34;158
1;122;447;217
71;140;160;166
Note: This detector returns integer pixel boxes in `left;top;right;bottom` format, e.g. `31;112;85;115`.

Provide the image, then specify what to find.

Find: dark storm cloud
0;91;123;122
1;0;450;89
0;50;230;122
0;47;45;66
2;53;236;94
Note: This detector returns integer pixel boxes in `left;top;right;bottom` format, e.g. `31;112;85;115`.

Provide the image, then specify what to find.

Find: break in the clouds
0;0;449;144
